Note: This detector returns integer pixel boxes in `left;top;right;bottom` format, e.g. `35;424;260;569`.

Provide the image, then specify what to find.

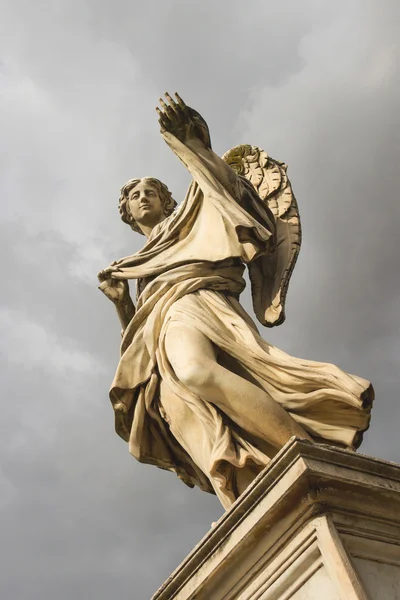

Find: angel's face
128;181;165;228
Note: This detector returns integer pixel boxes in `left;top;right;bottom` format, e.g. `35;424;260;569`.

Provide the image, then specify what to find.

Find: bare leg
164;324;312;449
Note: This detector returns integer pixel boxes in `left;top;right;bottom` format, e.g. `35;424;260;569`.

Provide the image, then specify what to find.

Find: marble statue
98;93;373;509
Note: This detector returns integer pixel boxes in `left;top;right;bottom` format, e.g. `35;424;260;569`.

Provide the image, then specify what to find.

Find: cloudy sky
1;1;399;598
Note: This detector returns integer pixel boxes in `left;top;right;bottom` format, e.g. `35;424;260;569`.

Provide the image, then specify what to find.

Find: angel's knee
164;324;218;392
170;355;216;392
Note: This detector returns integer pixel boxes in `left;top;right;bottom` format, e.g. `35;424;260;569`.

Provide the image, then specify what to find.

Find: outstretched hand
156;92;210;148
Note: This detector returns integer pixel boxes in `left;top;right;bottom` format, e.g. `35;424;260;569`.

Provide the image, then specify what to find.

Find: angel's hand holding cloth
98;267;135;330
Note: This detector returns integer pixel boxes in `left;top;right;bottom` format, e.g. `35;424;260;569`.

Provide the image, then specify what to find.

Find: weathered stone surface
98;93;373;507
153;438;400;599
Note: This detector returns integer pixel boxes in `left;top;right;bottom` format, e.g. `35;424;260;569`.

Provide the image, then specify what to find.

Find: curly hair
119;177;177;234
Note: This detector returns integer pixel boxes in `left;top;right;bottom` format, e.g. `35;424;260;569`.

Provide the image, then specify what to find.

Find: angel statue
98;93;373;509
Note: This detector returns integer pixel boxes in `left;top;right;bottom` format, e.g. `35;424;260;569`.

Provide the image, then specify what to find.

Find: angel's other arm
97;274;136;332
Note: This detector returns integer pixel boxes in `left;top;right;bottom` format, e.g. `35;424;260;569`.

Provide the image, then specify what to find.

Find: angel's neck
138;223;154;238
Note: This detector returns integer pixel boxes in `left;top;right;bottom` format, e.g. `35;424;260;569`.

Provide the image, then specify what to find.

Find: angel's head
119;177;177;235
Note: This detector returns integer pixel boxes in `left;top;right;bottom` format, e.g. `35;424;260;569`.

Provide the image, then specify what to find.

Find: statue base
152;438;400;599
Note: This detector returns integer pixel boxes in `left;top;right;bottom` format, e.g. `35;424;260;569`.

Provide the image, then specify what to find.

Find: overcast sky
1;1;399;598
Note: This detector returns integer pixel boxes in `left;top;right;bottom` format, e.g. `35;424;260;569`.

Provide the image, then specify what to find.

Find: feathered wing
222;145;301;327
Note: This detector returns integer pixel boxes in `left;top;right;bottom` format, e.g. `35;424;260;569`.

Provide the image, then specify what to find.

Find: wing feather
222;145;301;327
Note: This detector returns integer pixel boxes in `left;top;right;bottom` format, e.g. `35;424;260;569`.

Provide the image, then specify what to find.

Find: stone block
153;438;400;599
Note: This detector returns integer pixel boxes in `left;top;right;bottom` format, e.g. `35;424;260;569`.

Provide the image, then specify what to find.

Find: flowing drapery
106;134;373;507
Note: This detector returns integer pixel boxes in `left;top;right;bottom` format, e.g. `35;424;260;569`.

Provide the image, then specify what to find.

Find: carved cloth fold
107;133;373;508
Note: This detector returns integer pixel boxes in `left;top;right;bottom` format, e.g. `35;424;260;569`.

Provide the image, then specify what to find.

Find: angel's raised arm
157;93;242;201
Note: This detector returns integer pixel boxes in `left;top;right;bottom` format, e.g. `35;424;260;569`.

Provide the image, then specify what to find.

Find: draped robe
107;133;373;508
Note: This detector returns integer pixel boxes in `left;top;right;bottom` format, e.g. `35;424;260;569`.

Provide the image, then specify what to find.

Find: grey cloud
0;1;399;598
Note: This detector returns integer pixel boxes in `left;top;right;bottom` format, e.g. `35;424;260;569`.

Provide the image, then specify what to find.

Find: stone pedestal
152;438;400;599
